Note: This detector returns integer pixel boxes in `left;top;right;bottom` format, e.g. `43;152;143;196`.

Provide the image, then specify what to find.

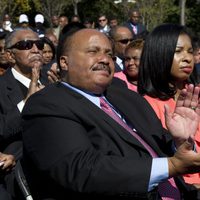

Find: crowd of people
0;8;200;200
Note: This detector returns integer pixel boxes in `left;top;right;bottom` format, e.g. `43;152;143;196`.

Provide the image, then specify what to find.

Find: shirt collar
11;67;31;88
116;56;124;70
11;67;42;88
61;82;102;108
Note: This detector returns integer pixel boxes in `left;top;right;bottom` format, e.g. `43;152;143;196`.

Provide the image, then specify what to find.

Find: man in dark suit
0;28;46;199
0;28;45;155
22;28;200;200
109;26;134;72
124;9;147;38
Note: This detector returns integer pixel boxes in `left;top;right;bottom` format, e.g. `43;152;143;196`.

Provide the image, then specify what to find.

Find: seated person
21;28;200;199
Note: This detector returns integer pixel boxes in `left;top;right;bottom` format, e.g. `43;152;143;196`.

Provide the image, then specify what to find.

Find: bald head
109;26;133;58
63;28;112;54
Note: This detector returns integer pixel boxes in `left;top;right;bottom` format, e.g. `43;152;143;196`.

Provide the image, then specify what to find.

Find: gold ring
191;106;196;110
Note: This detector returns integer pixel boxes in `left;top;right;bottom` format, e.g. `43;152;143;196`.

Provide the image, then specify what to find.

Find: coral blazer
144;95;200;184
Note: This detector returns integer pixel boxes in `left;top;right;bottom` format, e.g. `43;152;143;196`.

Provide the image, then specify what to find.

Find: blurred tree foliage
0;0;199;35
136;0;178;31
186;0;200;35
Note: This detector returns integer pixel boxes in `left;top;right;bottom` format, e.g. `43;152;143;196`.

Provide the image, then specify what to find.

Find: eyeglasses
99;19;106;22
117;39;133;44
8;40;44;50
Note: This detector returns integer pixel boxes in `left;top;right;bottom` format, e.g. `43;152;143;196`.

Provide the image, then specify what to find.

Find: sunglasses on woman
8;40;44;50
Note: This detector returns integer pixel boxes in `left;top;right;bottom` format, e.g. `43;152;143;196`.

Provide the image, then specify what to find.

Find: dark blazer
0;68;47;156
21;82;198;200
123;21;147;38
114;61;123;72
0;68;24;155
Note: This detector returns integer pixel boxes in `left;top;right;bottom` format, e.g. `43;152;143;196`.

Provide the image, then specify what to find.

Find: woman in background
40;37;56;82
137;23;200;187
114;39;144;92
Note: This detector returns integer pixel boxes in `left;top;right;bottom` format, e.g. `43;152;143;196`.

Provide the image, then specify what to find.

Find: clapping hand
165;84;200;147
165;84;200;177
47;62;61;83
24;63;45;103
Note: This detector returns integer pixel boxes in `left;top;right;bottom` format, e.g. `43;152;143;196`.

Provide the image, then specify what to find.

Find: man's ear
6;50;15;64
59;56;68;71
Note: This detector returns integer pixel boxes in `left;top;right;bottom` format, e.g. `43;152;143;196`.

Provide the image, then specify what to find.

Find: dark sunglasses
8;40;44;50
117;39;133;44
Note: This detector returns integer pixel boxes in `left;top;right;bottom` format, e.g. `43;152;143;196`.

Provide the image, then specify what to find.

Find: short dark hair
138;23;192;100
128;9;140;17
57;23;85;69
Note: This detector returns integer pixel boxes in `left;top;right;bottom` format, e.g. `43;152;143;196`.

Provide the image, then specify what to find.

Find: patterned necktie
132;25;137;34
99;97;181;200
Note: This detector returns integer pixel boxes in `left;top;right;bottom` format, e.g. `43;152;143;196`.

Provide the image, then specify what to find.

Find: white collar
11;67;31;88
115;56;124;70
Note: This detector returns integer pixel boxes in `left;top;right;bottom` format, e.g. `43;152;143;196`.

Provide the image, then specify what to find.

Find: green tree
32;0;71;25
135;0;178;31
186;0;200;35
0;0;198;35
0;0;32;25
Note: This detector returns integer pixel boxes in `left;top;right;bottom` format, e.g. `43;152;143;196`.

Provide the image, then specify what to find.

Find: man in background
124;9;147;37
59;15;69;31
97;14;110;35
17;14;29;29
51;15;61;40
109;15;118;28
109;26;133;72
34;14;45;38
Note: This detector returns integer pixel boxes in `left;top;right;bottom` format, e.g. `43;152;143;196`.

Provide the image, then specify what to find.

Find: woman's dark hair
41;36;56;60
137;23;192;100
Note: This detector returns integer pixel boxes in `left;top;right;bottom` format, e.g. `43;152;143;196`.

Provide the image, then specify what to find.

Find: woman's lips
181;67;193;74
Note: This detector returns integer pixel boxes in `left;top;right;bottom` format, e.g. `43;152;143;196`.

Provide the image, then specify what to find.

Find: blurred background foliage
0;0;200;35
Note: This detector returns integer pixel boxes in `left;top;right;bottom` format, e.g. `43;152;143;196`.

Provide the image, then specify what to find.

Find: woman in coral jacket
137;23;200;187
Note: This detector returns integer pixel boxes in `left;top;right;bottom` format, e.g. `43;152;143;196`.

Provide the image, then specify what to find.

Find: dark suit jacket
123;21;147;38
0;68;24;155
21;81;198;200
0;67;47;157
114;61;123;72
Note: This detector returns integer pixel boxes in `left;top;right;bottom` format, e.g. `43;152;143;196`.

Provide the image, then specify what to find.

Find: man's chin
32;61;43;68
96;80;112;92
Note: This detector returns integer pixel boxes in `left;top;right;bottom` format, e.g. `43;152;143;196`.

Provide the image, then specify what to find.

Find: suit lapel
105;84;165;156
63;85;150;152
4;68;24;105
58;83;164;155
